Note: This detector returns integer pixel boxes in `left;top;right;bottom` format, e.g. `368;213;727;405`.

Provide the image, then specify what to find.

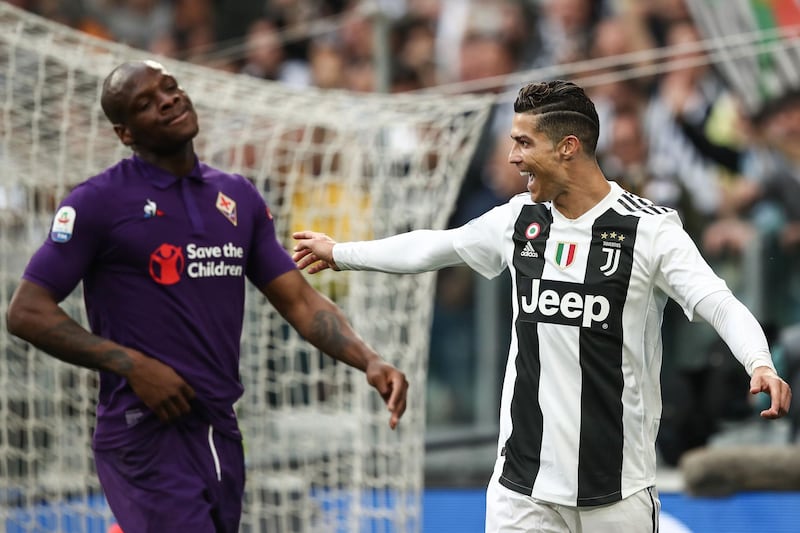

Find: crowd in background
11;0;800;466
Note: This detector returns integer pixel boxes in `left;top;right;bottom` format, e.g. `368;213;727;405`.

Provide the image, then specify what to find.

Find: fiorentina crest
216;191;238;226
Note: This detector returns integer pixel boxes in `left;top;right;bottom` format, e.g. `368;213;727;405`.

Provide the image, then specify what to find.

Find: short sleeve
244;180;296;288
22;182;108;302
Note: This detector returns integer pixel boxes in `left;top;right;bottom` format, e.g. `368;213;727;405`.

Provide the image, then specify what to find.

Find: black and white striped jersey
453;181;729;507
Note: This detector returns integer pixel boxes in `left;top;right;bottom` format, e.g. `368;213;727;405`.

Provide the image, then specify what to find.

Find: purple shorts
94;419;245;533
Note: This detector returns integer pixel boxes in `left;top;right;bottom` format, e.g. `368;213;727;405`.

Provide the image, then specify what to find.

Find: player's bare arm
261;269;408;428
7;279;195;422
750;365;792;419
292;230;339;273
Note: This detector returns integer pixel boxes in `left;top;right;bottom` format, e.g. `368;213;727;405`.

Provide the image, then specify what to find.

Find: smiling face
508;112;569;203
103;61;199;155
509;81;610;218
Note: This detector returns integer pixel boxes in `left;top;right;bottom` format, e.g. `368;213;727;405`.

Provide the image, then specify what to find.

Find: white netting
0;4;494;532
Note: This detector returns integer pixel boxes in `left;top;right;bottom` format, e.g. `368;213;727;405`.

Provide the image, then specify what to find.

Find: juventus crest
599;231;626;277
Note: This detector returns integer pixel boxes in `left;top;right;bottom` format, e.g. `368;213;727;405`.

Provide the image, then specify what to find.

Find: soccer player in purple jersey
6;59;408;533
293;80;792;532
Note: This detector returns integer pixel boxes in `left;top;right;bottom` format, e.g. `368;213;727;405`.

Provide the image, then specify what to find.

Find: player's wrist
106;346;144;378
750;364;778;378
362;350;385;371
330;243;344;270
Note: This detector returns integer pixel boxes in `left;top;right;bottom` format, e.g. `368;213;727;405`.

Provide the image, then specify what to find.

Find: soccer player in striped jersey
293;79;792;533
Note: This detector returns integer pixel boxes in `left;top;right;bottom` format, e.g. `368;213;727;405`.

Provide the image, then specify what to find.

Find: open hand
292;231;339;274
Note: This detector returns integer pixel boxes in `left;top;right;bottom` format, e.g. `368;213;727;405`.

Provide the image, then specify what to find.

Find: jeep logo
520;278;611;328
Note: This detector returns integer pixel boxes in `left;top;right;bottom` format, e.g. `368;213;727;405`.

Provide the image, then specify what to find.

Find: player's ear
113;123;134;146
558;135;579;160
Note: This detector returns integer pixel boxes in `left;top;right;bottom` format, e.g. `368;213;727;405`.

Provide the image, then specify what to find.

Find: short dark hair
513;80;600;154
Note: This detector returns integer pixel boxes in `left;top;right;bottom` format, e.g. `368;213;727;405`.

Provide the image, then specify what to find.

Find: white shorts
485;471;660;533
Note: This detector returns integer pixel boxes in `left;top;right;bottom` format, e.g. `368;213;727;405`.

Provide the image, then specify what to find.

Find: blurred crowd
14;0;800;463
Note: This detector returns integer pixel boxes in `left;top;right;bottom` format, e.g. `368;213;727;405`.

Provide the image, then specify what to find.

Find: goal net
0;4;493;532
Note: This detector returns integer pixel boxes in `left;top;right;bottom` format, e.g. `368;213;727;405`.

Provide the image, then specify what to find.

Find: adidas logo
521;241;539;258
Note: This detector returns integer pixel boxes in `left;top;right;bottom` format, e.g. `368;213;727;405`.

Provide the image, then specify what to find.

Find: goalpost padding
680;445;800;496
0;4;494;532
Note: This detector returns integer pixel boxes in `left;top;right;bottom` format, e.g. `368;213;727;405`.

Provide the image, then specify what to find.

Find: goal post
0;4;494;532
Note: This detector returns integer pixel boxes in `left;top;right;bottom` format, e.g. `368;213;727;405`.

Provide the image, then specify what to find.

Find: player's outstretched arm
293;228;465;274
6;279;195;422
292;231;339;274
261;269;408;428
750;366;792;419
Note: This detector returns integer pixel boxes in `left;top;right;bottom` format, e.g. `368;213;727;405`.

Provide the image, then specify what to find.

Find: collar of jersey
551;181;623;224
132;154;204;189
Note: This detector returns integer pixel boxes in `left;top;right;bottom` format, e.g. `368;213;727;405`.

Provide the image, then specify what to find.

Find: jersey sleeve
452;202;513;280
652;211;729;321
694;290;775;375
244;180;297;288
333;229;463;273
22;182;108;302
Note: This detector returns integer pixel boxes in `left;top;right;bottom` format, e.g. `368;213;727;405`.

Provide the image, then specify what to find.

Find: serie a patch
50;206;76;243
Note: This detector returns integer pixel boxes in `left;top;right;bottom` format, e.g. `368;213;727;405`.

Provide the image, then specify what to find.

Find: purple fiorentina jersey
23;156;296;449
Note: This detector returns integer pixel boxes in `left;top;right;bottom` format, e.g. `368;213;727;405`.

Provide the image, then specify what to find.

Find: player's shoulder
507;191;538;211
65;158;132;200
507;192;553;220
482;192;536;220
510;191;533;204
197;162;270;217
613;187;675;220
610;187;688;244
198;161;253;188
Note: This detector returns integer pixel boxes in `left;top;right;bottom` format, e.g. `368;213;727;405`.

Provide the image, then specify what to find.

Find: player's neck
553;170;612;220
136;143;196;177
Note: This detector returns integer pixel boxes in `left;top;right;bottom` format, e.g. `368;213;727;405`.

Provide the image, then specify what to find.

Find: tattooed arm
260;269;408;429
6;280;195;421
